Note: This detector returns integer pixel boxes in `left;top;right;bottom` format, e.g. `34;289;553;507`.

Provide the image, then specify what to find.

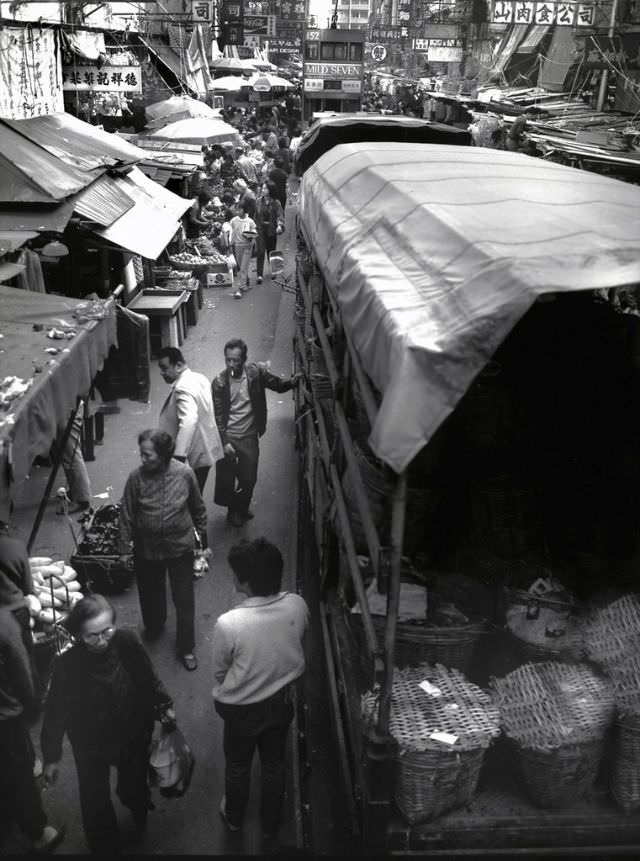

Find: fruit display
169;251;204;267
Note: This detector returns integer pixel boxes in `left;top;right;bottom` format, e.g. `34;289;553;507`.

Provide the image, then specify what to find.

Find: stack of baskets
362;663;501;824
491;661;615;809
582;594;640;812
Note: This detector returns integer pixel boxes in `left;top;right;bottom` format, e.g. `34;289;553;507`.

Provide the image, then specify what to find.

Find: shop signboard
304;77;324;90
426;38;463;61
62;65;142;92
583;33;640;68
371;44;388;61
263;36;301;53
0;27;63;118
370;25;405;42
191;0;213;21
342;79;362;92
491;0;597;25
397;0;412;23
305;62;362;78
221;0;244;44
244;14;268;34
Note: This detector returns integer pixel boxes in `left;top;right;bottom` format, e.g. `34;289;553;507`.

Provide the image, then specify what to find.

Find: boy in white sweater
212;537;309;841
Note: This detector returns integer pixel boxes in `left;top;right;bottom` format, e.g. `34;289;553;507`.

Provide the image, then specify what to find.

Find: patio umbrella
145;95;218;123
212;57;257;72
210;76;248;92
148;117;240;145
247;72;294;91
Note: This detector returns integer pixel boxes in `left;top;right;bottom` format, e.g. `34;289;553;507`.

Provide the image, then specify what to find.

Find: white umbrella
247;72;293;91
210;76;248;92
212;57;257;72
149;117;240;145
145;95;218;123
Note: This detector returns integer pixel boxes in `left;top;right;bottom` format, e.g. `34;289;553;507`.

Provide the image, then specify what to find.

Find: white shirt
212;592;309;705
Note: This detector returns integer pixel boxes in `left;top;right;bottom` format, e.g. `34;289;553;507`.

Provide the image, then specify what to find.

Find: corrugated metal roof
0;126;98;203
1;113;148;173
73;174;137;226
0;198;76;234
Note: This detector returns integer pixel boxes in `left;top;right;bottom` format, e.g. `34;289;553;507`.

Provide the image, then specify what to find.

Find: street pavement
1;203;325;855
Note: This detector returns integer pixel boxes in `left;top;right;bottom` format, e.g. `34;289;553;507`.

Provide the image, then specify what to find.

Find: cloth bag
149;725;195;798
214;456;236;507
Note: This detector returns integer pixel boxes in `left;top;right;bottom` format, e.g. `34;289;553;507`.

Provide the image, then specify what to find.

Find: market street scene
1;0;640;856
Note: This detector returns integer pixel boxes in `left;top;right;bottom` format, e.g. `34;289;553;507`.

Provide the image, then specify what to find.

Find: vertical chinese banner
0;27;63;118
221;0;244;45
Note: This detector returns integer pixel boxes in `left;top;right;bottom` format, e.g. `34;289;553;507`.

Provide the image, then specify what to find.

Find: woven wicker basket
611;713;640;813
517;739;605;809
362;663;500;824
503;587;584;664
351;612;485;674
492;662;615;809
582;593;640;671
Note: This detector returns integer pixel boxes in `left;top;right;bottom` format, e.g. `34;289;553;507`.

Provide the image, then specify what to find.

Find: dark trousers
0;716;46;841
219;433;259;516
193;465;210;494
215;686;294;836
73;739;150;854
256;232;277;277
135;553;195;654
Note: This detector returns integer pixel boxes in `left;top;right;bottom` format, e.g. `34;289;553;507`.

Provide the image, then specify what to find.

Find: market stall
0;284;118;521
295;143;640;852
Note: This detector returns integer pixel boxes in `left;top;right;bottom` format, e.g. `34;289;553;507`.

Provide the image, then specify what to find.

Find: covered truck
293;142;640;853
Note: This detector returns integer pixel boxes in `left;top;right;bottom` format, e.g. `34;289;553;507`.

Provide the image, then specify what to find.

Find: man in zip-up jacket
211;338;301;527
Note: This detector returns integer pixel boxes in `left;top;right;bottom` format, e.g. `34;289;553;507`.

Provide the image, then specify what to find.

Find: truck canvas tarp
293;114;471;176
298;142;640;475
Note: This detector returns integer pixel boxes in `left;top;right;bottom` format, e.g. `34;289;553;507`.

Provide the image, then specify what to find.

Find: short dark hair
228;537;283;596
266;181;278;200
224;338;248;361
157;347;184;365
137;428;175;463
64;594;115;638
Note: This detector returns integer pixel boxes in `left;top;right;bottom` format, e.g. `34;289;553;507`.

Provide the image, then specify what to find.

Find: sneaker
233;290;243;299
219;797;241;833
256;276;263;284
181;653;198;671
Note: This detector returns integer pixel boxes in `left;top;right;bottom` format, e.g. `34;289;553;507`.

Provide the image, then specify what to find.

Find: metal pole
596;0;620;112
377;470;407;736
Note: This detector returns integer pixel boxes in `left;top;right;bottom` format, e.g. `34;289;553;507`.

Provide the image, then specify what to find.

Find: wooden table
128;291;188;350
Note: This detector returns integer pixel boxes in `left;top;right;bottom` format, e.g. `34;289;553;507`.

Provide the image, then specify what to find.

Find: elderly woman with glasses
40;594;175;855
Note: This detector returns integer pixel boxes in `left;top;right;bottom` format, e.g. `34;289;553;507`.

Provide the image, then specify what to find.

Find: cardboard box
207;270;233;287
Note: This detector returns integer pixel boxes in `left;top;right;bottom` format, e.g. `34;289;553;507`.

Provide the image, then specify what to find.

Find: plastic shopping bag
149;725;195;798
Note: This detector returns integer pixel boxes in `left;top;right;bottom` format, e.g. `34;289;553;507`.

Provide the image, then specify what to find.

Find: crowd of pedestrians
0;105;308;855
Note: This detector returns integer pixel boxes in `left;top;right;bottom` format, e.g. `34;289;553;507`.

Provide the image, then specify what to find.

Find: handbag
226;252;237;272
149;725;195;798
214;455;235;507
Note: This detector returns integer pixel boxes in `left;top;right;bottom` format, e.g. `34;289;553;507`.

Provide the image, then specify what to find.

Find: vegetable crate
70;554;133;595
206;263;232;287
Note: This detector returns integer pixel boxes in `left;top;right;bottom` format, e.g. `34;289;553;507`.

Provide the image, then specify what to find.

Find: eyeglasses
82;626;116;644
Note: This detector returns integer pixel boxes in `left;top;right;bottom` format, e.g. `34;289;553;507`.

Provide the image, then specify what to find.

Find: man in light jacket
157;347;223;492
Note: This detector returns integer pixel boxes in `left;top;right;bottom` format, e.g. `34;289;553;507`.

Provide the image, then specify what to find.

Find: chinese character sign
491;0;595;24
62;65;142;93
0;27;63;118
192;0;213;20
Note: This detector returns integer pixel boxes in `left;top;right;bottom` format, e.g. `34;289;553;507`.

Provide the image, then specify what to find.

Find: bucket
269;251;284;277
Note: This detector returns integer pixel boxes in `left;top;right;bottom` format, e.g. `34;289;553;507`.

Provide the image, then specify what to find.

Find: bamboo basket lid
361;663;500;754
582;594;640;670
491;661;615;751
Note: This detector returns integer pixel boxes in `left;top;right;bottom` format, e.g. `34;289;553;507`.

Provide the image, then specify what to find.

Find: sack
149;726;195;798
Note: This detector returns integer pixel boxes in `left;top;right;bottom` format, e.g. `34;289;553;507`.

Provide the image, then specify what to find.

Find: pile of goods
491;661;615;809
28;557;83;635
71;504;132;594
362;663;501;823
582;594;640;811
504;574;583;661
169;249;229;271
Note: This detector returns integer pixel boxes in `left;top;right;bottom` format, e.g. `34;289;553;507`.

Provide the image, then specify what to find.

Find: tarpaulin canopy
145;94;219;125
148;116;240;145
293;114;471;176
86;166;192;259
0;285;118;514
299;143;640;473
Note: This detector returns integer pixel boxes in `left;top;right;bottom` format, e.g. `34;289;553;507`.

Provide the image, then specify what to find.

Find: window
349;42;363;59
306;43;319;59
320;42;348;60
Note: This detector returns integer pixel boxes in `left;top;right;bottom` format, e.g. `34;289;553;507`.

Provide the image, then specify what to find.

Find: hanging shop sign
263;36;301;53
491;0;597;26
279;0;306;18
192;0;213;21
221;0;244;44
583;33;640;69
62;65;142;92
370;25;407;42
420;38;464;61
371;44;388;61
397;0;412;23
244;15;269;34
0;27;64;119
